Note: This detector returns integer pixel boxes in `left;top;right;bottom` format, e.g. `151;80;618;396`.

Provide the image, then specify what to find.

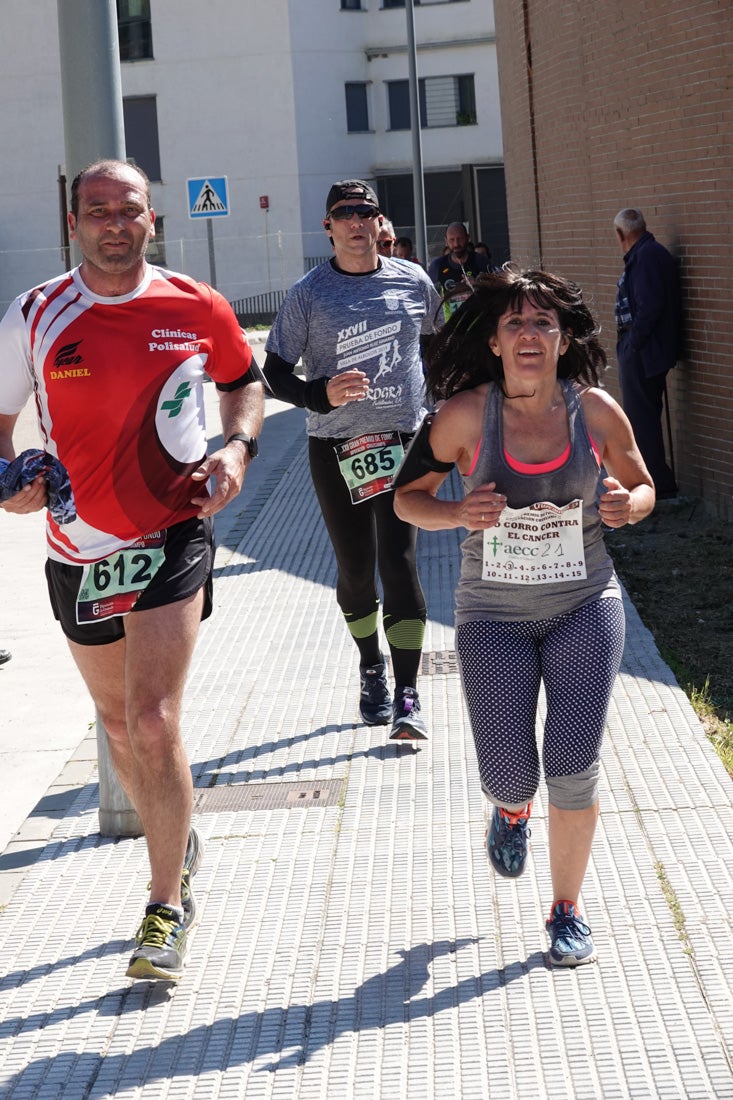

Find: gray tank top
455;380;621;623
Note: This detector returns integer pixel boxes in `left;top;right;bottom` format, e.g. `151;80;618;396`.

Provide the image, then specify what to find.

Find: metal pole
57;0;126;264
207;218;217;288
264;208;271;293
57;0;142;837
57;168;71;269
662;377;676;485
278;230;285;294
406;0;428;266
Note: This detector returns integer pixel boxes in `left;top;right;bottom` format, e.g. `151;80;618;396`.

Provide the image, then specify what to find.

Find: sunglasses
329;204;380;221
377;239;396;247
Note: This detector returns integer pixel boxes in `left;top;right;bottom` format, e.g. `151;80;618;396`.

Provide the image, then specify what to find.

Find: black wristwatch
226;433;259;459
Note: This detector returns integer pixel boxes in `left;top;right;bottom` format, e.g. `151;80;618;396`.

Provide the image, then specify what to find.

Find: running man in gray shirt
264;180;441;740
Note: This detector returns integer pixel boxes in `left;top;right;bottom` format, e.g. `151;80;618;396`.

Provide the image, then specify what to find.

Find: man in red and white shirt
0;159;264;982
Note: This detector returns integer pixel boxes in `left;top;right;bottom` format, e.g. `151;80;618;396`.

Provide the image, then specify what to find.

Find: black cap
325;179;379;214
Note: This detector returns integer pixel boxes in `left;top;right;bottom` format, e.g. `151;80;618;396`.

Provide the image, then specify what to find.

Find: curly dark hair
424;267;607;401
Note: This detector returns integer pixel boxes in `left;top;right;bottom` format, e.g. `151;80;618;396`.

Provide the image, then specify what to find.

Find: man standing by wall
264;180;442;741
614;208;682;499
0;160;264;983
428;222;490;322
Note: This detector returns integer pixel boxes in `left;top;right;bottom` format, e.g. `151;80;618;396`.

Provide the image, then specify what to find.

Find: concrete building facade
0;0;506;311
494;0;733;519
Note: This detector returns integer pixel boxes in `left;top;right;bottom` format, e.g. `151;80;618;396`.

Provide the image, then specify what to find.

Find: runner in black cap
264;179;442;740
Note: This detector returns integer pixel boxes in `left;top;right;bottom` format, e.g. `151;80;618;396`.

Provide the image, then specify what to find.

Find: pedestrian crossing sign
187;176;230;219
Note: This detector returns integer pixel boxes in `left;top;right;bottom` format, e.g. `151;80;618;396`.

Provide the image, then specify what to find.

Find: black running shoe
359;661;392;725
181;825;204;928
126;904;188;981
389;686;428;741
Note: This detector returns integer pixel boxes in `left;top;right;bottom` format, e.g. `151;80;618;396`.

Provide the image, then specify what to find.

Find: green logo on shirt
161;382;192;418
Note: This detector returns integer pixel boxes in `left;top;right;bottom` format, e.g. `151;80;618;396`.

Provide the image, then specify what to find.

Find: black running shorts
45;516;214;646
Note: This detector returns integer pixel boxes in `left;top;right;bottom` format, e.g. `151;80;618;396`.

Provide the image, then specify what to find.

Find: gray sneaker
126;904;188;982
181;825;204;928
389;686;428;741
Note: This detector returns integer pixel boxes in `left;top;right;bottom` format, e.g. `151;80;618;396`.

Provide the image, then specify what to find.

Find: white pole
406;0;428;266
57;0;143;837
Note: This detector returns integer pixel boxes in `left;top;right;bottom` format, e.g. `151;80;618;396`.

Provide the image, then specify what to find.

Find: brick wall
494;0;733;519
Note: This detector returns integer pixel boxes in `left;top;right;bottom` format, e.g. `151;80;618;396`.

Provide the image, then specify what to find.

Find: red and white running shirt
0;264;253;563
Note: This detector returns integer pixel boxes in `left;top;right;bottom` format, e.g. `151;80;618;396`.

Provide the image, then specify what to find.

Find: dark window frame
117;0;153;62
382;0;466;8
146;214;166;267
387;74;477;130
345;82;371;133
122;95;162;182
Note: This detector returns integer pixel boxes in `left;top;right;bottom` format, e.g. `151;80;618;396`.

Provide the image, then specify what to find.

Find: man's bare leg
68;589;204;908
122;590;204;908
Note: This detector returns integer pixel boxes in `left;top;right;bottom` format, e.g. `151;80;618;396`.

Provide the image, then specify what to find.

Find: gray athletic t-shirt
266;258;442;438
455;380;621;623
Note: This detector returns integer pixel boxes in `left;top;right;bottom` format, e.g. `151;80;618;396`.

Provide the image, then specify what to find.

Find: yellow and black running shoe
126;904;188;982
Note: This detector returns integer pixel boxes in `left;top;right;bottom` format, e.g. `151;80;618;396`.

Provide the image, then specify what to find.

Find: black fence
230;289;287;327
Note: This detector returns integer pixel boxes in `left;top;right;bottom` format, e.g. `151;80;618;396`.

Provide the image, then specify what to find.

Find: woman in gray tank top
394;268;654;966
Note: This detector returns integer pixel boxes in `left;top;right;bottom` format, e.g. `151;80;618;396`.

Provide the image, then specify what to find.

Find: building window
387;75;476;130
123;96;162;181
117;0;153;61
345;83;370;132
383;0;463;7
388;82;412;131
341;0;363;8
146;215;166;267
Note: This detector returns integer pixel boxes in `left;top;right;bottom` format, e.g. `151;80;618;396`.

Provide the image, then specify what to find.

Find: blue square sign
187;177;230;219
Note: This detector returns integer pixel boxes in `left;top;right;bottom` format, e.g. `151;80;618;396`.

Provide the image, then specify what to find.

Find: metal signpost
187;176;230;289
259;194;272;291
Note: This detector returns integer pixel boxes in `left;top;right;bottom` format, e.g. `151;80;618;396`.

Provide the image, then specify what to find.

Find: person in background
264;179;442;741
395;237;421;265
0;159;264;982
613;207;682;499
394;267;654;965
377;219;396;259
474;243;500;271
428;222;490;321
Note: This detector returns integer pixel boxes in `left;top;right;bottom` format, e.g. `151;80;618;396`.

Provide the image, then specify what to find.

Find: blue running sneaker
546;901;597;966
486;803;531;877
359;661;392;726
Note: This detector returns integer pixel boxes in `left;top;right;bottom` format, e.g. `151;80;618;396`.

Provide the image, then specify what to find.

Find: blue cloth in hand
0;449;77;525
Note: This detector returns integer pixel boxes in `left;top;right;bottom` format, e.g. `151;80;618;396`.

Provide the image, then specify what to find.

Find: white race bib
482;500;587;584
334;432;405;504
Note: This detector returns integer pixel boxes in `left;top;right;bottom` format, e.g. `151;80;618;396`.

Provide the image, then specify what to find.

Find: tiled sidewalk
1;395;731;1098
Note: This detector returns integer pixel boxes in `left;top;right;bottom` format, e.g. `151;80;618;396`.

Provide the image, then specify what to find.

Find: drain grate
421;649;459;676
193;778;344;813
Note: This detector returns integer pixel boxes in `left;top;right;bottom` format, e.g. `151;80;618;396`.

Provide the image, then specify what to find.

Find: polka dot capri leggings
456;598;625;811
